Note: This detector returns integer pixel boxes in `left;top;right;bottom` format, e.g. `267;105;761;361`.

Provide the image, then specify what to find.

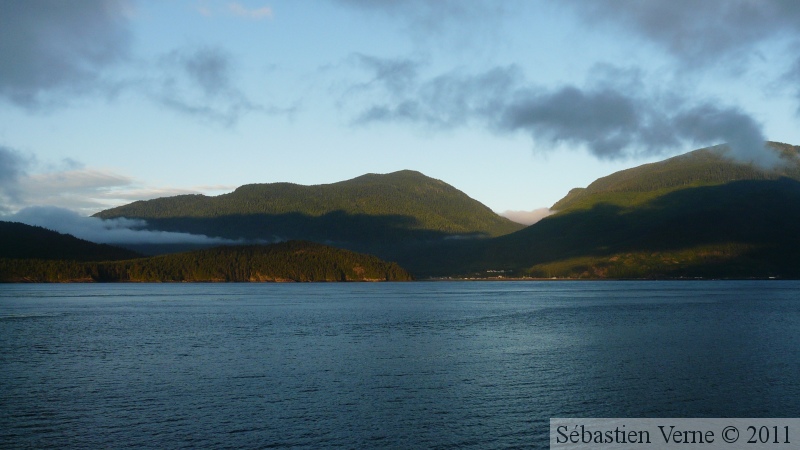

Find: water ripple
2;281;800;448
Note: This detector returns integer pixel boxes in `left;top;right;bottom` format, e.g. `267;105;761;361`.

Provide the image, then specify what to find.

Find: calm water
1;281;799;449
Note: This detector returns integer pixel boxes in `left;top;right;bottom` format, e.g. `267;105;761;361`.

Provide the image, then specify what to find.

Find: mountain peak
94;170;524;245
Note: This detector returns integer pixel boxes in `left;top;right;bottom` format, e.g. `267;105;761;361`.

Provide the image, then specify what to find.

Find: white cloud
13;168;135;213
109;185;236;202
7;206;240;245
0;149;235;215
23;168;133;193
228;2;273;20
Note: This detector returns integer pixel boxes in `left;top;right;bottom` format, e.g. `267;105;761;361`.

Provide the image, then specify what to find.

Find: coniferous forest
0;226;411;283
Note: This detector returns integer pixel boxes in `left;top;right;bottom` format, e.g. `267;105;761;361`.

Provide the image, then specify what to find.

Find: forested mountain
10;144;800;280
0;222;140;261
552;142;800;211
0;241;412;282
94;170;523;245
411;142;800;278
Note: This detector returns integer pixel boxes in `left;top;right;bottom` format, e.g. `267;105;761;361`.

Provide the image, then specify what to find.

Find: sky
2;0;800;232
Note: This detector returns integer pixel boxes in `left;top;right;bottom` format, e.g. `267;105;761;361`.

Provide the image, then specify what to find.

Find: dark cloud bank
350;58;777;166
564;0;800;66
0;0;280;124
564;0;800;114
0;146;32;212
2;0;795;159
0;0;131;109
339;0;798;164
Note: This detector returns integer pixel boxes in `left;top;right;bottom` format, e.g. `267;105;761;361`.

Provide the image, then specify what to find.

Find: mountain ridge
438;141;800;279
9;143;800;280
94;170;523;247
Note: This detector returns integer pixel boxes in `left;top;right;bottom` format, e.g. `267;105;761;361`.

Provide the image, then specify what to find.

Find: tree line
1;241;412;283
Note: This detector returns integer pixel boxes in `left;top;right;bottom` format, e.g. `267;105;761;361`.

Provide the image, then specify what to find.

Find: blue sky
2;0;800;227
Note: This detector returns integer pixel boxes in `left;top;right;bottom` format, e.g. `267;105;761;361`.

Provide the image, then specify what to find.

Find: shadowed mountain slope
0;221;141;262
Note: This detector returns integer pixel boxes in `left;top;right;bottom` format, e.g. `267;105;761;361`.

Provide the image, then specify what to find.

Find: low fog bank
4;206;243;246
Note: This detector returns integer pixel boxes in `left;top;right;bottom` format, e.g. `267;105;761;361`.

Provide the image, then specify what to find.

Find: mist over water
6;206;241;245
2;281;799;448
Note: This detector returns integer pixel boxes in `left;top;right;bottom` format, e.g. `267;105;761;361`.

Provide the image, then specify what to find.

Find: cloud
786;55;800;113
196;4;213;17
0;151;236;215
671;105;777;167
562;1;800;119
108;185;236;202
332;0;513;51
7;206;240;245
348;60;775;165
0;145;31;213
170;47;232;97
350;54;420;96
0;148;26;179
334;0;508;30
352;61;522;129
228;2;273;20
0;0;131;109
500;208;553;226
153;46;255;125
0;1;280;125
151;46;290;125
496;82;776;166
20;171;233;213
13;167;136;213
562;0;800;67
497;85;655;158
